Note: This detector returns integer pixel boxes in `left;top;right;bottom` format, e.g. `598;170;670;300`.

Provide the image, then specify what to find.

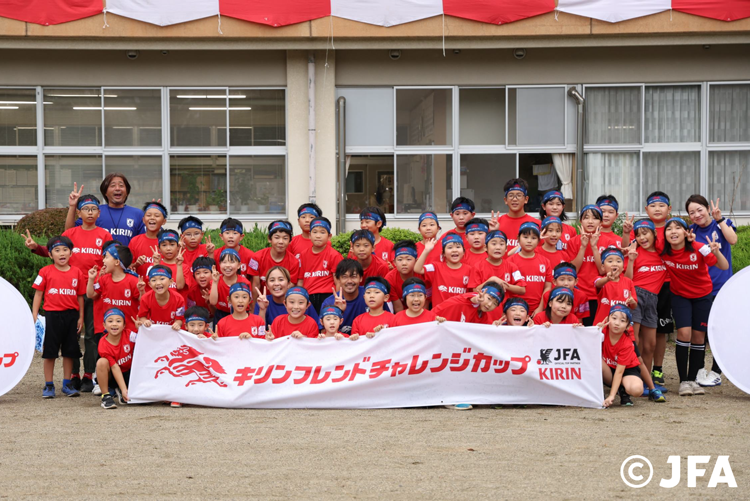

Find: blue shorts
670;292;712;332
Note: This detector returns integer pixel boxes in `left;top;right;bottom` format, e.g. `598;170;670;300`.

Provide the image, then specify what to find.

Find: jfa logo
127;218;134;228
621;455;736;489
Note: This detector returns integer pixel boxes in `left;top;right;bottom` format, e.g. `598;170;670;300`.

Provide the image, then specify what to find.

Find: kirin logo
154;345;227;387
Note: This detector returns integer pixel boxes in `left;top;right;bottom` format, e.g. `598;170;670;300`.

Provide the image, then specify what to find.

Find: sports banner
130;323;604;408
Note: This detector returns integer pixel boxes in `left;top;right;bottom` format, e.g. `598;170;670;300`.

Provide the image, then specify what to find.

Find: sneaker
642;385;650;397
171;402;182;408
696;369;722;387
115;388;127;405
61;382;80;397
101;394;117;409
620;393;634;406
42;384;55;399
689;381;705;396
649;389;666;402
80;377;94;393
651;369;665;385
92;384;102;396
445;403;472;410
679;381;694;396
653;383;668;394
71;375;82;391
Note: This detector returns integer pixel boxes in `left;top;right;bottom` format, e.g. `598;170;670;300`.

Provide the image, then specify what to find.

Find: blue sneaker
654;383;668;394
42;384;55;398
642;385;650;397
61;382;80;397
649;388;666;402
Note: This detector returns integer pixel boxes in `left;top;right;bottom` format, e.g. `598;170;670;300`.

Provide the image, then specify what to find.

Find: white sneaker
92;384;102;396
679;381;693;396
696;369;722;387
689;381;705;395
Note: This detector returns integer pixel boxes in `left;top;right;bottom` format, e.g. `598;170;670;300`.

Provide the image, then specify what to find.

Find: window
585;152;639;213
228;156;286;215
337;88;394;148
708;151;750;212
43;89;102;147
709;84;750;143
645;86;700;143
459;88;504;146
585;86;641;145
0;156;37;214
643;152;700;211
508;87;566;147
169;89;228;148
105;156;163;209
45;155;102;208
459;154;514;212
228;89;286;147
396;154;452;214
345;155;395;214
169;155;227;214
104;89;162;148
396;88;452;147
0;88;36;147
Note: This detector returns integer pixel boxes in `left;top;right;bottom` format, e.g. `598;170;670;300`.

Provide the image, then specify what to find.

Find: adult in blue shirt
687;194;737;387
64;173;145;246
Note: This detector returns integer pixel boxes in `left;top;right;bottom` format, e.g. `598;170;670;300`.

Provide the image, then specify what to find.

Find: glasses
80;207;99;214
506;193;526;201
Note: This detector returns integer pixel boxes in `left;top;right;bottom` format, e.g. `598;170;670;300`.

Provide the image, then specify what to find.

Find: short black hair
46;235;74;252
77;194;101;207
334;258;363;279
364;276;391;294
142;201;168;217
297;203;323;218
185;306;211;321
350;229;374;246
554;261;575;272
102;239;124;249
310;216;332;234
402;276;426;289
450;197;476;213
503;178;529;193
596;194;619;207
393;240;418;253
360;206;387;228
220;218;244;232
112;244;133;269
158;228;179;242
518;225;541;238
178;216;204;232
466;217;489;229
646;191;671;205
192;256;215;275
268;220;293;238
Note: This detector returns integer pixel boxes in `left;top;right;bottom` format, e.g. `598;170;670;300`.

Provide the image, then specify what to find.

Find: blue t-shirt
691;219;735;295
319;287;393;334
76;204;145;246
254;296;321;330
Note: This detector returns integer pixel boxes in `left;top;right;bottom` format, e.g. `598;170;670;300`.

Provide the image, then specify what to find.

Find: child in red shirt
385;241;421;313
290;203;324;260
462;218;489;268
269;286;320;339
209;248;251;326
216;283;266;339
533;287;582;326
96;308;135;409
184;306;216;339
249;220;300;296
469;230;526;298
88;243;140;337
186;257;215;315
349;230;389;285
298;217;342;312
541;262;589;321
178;215;215;287
496;178;539;251
212;218;254;276
539;190;576;252
317;305;349;340
596;195;628;250
600;304;644;407
567;204;604;325
593;247;638;326
414;234;473;307
350;278;396;339
32;235;87;398
439;197;475;249
393;278;445;326
151;229;186;298
415;211;443;267
136;265;185;331
129;201;168;280
537;216;568;266
432;283;504;324
496;298;533;327
356;207;393;266
508;222;553;315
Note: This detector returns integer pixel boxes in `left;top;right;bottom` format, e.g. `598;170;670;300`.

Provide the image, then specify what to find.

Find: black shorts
582;299;598;327
656;282;674;334
308;293;332;315
632;340;641;358
213;309;230;328
43;310;82;360
108;370;130;390
671;292;713;332
610;365;642;380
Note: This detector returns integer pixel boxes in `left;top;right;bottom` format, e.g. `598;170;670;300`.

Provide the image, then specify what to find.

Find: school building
0;8;749;231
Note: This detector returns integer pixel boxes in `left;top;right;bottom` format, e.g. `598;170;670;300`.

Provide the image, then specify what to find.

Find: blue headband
320;305;344;320
220;248;241;262
485;230;507;244
554;266;577;280
451;203;473;214
580;204;603;217
145;203;167;218
158;231;179;245
103;308;125;322
550;287;575;302
601;247;624;263
402;283;427;297
481;285;504;304
229;282;251;297
192;261;213;273
419;212;440;226
519;221;541;236
310;219;331;234
365;281;388;295
49;239;71;251
269;221;293;236
394;246;418;259
286;286;309;301
542;216;562;229
609;304;633;323
180;220;202;232
666;217;688;230
148;267;172;280
542;191;564;204
360;212;382;223
465;222;489;234
647;195;670;206
186;314;208;324
77;198;99;210
503;297;529;313
351;231;375;246
104;244;139;278
442;233;464;249
221;224;244;235
298;206;320;218
634;219;656;232
597;199;619;212
505;184;528;197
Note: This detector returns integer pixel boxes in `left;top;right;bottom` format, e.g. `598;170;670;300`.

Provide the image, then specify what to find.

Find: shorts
609;365;642;380
632;287;658;329
308;293;332;315
108;370;130;389
671;292;713;332
632;339;641;358
42;310;82;360
582;299;598;327
213;309;230;328
656;282;674;334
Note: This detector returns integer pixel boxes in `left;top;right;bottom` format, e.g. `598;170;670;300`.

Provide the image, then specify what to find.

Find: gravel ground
1;344;747;500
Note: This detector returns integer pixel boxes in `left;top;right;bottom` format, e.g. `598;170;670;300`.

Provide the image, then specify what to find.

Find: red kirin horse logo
154;345;228;387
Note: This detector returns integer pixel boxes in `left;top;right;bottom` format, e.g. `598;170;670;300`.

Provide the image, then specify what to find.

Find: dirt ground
1;344;747;500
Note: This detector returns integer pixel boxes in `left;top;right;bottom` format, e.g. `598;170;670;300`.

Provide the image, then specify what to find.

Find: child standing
462;218;489;268
318;306;349;340
255;266;321;329
541;263;589;322
96;308;135;409
350;278;396;339
415;211;443;267
392;278;445;326
539;190;576;252
136;265;185;331
249;220;300;295
533;287;582;326
593;247;638;326
507;222;553;316
497;178;539;251
212;218;254;276
536;216;568;266
600;305;644;407
185;257;215;315
414;234;473;308
297;217;342;312
384;241;421;313
441;197;476;248
357;207;393;264
469;230;526;298
178;215;215;284
215;283;267;339
129;201;168;280
596;195;627;249
349;230;389;285
209;248;251;326
32;236;87;398
184;306;216;339
153;229;187;298
290;203;325;260
268;286;321;339
567;204;603;325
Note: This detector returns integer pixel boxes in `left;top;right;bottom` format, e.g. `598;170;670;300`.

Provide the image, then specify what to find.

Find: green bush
0;229;50;308
15;208;68;237
733;225;750;274
204;223;270;253
331;227;423;257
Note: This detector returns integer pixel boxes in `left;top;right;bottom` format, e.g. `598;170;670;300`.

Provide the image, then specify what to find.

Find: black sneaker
101;394;117;409
620;393;634;406
71;375;82;391
115;388;127;405
80;377;94;393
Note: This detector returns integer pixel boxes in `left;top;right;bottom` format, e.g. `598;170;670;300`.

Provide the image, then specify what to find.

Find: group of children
28;177;736;409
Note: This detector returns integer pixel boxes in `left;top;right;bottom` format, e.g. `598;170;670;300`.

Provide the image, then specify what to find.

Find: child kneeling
600;305;643;407
96;308;135;409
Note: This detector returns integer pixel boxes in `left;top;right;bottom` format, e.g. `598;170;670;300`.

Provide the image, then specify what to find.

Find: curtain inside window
585;87;641;145
709;84;750;143
645;86;701;143
709;151;750;212
584;152;639;212
643;152;700;211
551;153;574;200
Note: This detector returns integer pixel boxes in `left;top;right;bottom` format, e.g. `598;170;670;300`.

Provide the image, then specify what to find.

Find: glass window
459;88;505;146
345;155;395;214
509;87;566;146
169;90;228;148
228;89;286;147
43;89;102;147
337;88;394;148
585;87;642;145
0;156;38;213
584;152;639;212
104;156;163;209
645;86;700;143
228;156;286;215
708;151;750;212
396;154;452;214
104;89;162;148
519;153;568;214
0;89;37;147
45;155;102;208
460;154;515;212
170;155;227;214
643;152;700;210
396;89;452;147
709;84;750;143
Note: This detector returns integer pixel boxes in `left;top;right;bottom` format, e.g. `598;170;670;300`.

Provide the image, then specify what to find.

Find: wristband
717;217;726;224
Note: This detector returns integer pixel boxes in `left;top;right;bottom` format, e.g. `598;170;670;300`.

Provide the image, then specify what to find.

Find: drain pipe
308;51;316;204
336;96;347;234
568;87;585;214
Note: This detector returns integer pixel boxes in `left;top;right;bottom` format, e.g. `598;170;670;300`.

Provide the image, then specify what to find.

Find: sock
45;381;54;386
652;365;663;374
688;343;706;381
83;372;93;380
71;374;80;379
675;341;690;382
62;378;70;387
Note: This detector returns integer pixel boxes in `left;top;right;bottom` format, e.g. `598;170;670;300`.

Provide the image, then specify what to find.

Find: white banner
129;323;604;409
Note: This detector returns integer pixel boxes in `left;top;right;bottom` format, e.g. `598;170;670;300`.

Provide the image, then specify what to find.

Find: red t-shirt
594;276;638;325
137;290;186;326
270;314;320;339
384;269;424;302
462;250;488;269
628;248;667;295
213;245;255;276
432;293;493;324
32;265;86;311
598;231;624;250
422;262;473;307
182;244;209;270
298;246;343;294
215;276;251;313
662;242;718;299
248;247;301;289
602;326;640;369
542;287;590;320
360;255;390;284
351;311;396;335
536;245;567;267
63;226;113;273
128;234;159;279
507;252;553;312
186;281;212;311
94;273;140;333
564;235;602;301
351;237;394;264
393;309;437;326
532;311;579;325
98;333;135;372
416;241;443;267
469;259;526;292
216;314;267;339
498;214;539;251
290;234;332;261
558;223;578;252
